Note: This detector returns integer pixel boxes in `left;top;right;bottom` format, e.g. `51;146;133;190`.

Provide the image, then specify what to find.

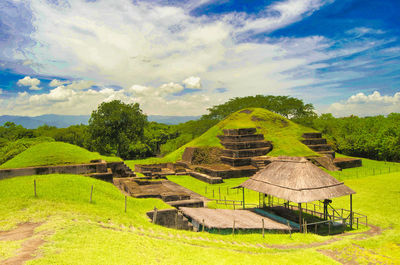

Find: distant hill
0;114;200;128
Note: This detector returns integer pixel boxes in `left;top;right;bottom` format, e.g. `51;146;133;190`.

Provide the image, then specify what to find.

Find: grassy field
1;155;400;264
0;142;121;169
125;108;319;167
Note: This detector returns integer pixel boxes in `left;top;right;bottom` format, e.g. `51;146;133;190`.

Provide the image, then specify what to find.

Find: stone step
307;144;332;152
301;138;327;145
189;171;223;184
334;158;362;169
221;147;271;158
167;199;204;208
195;165;257;178
217;134;264;143
221;141;271;150
318;151;336;158
220;156;252;166
302;132;322;139
223;128;257;136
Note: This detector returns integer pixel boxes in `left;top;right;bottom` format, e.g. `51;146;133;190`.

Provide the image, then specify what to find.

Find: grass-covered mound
161;108;318;162
0;137;54;165
0;142;121;169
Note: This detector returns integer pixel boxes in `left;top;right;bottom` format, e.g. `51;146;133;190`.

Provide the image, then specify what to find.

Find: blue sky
0;0;399;117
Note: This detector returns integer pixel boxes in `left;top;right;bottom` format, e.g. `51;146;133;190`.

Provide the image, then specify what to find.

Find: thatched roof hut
239;156;355;203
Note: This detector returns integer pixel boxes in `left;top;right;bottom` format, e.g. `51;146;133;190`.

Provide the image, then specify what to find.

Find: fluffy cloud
17;76;41;90
182;76;201;89
49;79;70;87
326;91;400;117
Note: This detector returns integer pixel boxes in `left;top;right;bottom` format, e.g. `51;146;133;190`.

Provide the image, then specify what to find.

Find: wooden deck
179;207;291;230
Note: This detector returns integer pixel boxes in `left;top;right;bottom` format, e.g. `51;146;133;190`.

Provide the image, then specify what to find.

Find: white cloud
183;76;201;89
3;0;392;116
49;79;71;87
326;91;400;117
346;27;385;37
17;76;41;90
238;0;331;35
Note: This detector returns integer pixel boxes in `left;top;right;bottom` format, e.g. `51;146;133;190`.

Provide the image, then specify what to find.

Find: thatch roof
239;156;355;203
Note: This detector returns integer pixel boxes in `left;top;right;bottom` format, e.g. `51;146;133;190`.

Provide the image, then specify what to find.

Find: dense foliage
203;95;316;121
312;113;400;161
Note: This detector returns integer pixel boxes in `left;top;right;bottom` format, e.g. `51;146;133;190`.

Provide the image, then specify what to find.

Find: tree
202;95;316;121
87;100;147;159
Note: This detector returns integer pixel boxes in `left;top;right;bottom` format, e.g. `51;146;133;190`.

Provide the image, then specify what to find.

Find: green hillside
0;142;121;169
162;107;319;162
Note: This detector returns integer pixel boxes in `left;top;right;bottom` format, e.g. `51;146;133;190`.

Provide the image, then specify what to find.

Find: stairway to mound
302;132;335;158
218;128;272;167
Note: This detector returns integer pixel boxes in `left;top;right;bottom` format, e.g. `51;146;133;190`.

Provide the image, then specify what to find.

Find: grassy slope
1;158;400;263
0;142;121;169
126;108;319;167
0;174;332;265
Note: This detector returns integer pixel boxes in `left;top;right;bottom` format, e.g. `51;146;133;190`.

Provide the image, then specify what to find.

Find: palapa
239;156;355;203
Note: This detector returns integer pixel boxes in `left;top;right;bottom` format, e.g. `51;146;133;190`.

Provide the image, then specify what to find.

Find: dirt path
0;223;46;265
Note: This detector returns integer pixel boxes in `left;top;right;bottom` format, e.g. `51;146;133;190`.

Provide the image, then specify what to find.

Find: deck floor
179;207;291;230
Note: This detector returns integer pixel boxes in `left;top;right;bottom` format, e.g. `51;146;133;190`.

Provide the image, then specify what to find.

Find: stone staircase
302;133;335;158
218;128;272;167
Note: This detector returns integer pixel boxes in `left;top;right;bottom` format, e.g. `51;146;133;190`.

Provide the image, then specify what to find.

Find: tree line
1;96;399;163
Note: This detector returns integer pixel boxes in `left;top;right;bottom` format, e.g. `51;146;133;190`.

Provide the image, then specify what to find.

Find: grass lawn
1;156;400;264
0;142;121;169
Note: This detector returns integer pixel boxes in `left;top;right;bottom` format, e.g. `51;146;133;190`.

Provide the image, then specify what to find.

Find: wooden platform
179;207;291;230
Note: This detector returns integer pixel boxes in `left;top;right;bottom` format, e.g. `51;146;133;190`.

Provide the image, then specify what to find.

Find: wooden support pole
152;207;158;224
350;194;353;229
125;195;127;213
175;212;178;229
90;185;93;203
298;203;302;233
202;219;205;232
287;221;291;238
34;179;37;197
262;219;265;238
242;188;245;209
328;221;331;235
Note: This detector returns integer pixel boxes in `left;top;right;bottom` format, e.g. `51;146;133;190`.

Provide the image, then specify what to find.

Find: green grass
1;157;400;264
128;108;319;166
0;142;121;169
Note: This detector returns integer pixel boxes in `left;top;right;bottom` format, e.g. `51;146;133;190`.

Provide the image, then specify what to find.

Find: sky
0;0;399;117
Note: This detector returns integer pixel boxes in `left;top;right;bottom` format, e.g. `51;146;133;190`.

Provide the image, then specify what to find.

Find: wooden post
305;220;307;234
224;196;227;207
213;189;215;198
90;185;93;203
328;221;331;235
34;179;37;197
152;207;158;224
175;213;178;229
298;203;302;233
242;188;245;209
315;224;317;234
202;219;205;232
287;221;291;238
233;220;235;235
350;194;353;229
262;219;265;238
219;187;221;200
125;196;127;213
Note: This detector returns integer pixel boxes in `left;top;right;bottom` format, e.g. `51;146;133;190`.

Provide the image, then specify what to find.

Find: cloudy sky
0;0;399;117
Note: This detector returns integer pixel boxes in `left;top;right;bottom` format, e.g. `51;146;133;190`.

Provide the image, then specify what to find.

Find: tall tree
87;100;147;159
